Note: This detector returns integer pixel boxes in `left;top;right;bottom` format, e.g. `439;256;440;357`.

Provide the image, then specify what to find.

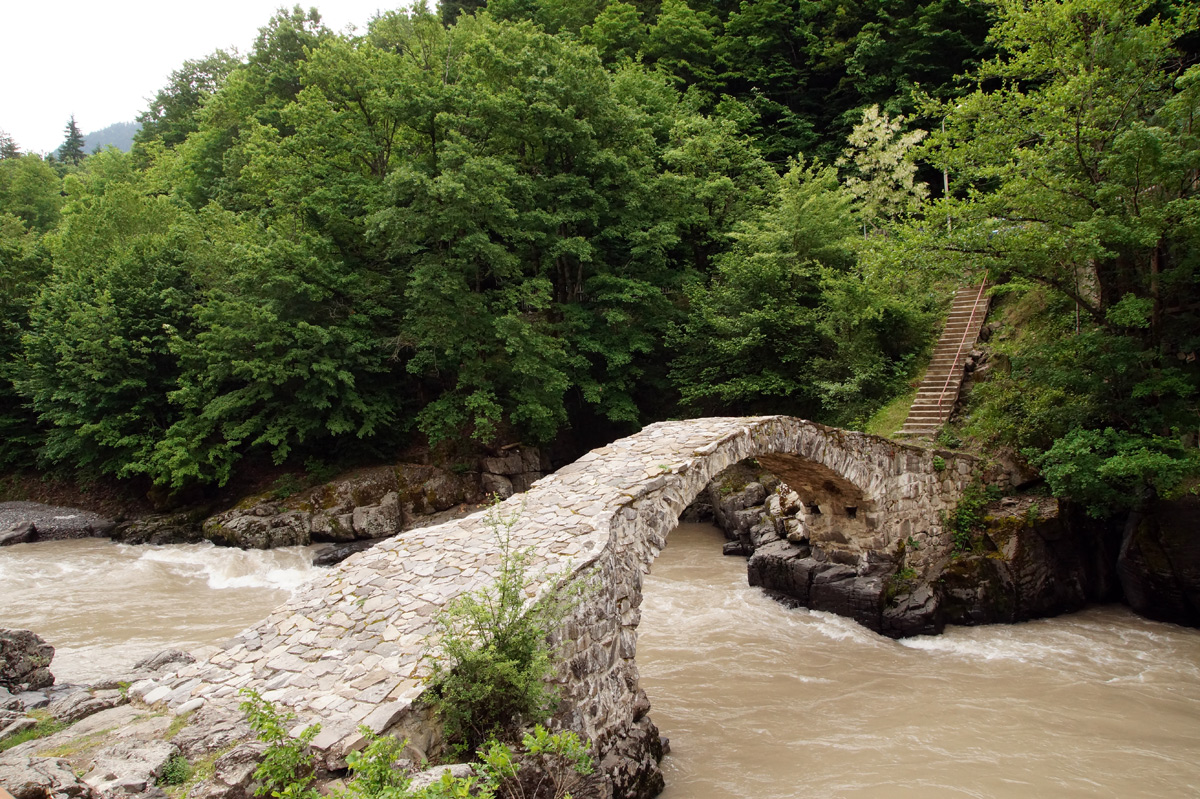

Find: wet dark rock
0;629;55;693
939;499;1119;627
599;716;662;799
882;586;944;637
111;510;209;545
721;541;748;557
0;522;34;547
1118;495;1200;628
313;538;384;567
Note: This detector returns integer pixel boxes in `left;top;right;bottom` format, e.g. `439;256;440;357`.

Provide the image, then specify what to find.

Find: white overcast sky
2;1;402;155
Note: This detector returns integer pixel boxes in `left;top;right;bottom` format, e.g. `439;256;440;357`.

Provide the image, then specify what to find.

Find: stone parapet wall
128;417;977;798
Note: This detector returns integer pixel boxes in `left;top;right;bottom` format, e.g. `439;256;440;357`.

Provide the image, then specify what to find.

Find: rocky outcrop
201;456;545;550
86;739;178;798
0;630;55;693
0;502;115;546
937;497;1120;626
48;690;127;726
0;756;93;799
111;510;209;546
707;467;1121;638
1118;495;1200;627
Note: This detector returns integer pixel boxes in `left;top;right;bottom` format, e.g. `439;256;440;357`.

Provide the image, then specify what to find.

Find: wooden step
897;281;989;437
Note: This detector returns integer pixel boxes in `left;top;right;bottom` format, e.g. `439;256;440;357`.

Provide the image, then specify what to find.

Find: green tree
18;158;197;480
670;160;859;417
153;212;401;488
581;1;646;62
916;0;1200;514
58;115;86;165
0;154;63;232
135;50;241;150
0;214;48;467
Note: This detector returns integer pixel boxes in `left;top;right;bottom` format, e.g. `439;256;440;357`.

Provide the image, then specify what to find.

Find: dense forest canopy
0;0;1196;518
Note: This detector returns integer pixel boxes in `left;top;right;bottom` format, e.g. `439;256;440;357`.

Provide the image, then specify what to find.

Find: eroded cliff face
698;463;1124;637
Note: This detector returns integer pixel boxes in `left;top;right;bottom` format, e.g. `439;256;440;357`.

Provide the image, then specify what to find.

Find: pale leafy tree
836;105;928;232
0;130;18;160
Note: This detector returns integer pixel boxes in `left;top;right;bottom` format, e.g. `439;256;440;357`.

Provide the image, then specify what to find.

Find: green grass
863;386;918;438
0;712;67;753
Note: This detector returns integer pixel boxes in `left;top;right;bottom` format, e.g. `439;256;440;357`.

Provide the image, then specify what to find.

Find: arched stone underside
132;417;975;798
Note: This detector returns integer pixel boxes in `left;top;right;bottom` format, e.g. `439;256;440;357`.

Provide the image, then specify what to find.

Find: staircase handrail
936;277;989;413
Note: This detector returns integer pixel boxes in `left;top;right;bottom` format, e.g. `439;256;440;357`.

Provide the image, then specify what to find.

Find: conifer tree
58;115;86;165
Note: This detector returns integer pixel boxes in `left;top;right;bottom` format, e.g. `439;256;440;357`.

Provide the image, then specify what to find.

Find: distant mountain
85;121;139;153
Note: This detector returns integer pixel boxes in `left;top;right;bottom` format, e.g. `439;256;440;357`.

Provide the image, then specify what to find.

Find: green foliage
338;724;593;799
670;156;934;424
425;500;569;756
158;753;193;786
884;565;919;603
17;166;199;481
835;105;928;232
935;427;962;450
946;481;1002;553
932;455;946;473
477;726;594;799
0;154;63;232
1034;428;1200;518
341;729;413;798
239;689;321;799
136;50;242;151
907;0;1200;516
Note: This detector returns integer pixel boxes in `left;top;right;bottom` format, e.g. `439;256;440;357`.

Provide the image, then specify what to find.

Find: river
0;538;320;683
3;530;1199;797
640;523;1200;798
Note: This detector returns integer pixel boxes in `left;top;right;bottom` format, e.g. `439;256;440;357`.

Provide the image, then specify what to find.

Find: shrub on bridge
425;499;576;757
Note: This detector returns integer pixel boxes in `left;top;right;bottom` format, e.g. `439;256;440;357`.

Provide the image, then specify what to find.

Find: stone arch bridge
135;417;975;797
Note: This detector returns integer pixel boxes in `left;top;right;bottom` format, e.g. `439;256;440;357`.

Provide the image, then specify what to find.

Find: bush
425;499;575;756
158;753;192;786
239;689;321;799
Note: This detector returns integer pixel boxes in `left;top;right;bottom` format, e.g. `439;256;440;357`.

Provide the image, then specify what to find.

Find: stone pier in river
132;416;975;796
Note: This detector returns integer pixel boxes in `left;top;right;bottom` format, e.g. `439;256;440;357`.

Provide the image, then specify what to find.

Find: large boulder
0;502;115;546
0;630;54;693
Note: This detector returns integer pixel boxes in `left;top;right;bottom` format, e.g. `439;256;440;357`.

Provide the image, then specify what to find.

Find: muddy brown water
0;538;319;682
3;528;1199;798
641;523;1200;798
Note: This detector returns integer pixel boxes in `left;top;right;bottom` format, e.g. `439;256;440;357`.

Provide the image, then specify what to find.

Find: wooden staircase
898;282;990;437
